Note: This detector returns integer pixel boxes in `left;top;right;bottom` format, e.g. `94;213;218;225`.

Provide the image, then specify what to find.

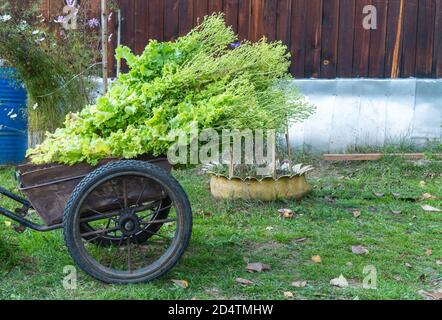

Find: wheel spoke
84;235;100;243
109;235;125;269
80;210;120;223
105;218;112;230
139;228;173;240
135;201;165;220
110;180;124;210
81;226;119;238
139;218;177;225
85;207;105;216
127;237;132;273
151;203;173;217
123;179;128;208
135;181;148;207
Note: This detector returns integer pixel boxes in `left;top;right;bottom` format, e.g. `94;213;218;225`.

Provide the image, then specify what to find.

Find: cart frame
0;185;61;231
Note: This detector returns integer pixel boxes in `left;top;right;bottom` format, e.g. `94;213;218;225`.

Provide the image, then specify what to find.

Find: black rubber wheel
63;160;192;284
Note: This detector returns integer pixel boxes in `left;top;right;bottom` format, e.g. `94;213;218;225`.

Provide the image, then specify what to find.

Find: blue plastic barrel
0;68;28;165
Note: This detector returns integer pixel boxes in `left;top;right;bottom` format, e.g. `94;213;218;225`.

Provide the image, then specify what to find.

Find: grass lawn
0;157;441;300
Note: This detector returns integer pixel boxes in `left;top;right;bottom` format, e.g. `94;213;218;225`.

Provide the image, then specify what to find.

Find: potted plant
206;133;313;201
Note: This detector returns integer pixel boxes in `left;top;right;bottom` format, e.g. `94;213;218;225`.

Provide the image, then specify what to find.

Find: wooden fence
39;0;442;78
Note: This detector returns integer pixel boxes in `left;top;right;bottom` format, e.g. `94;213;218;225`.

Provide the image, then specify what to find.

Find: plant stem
286;128;293;176
229;145;234;178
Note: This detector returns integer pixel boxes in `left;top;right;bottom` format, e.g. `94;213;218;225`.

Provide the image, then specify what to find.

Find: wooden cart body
15;155;171;226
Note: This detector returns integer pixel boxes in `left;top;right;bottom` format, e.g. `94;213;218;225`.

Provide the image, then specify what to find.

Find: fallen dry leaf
390;210;402;215
235;278;253;286
265;226;274;231
330;274;349;288
373;192;384;198
352;210;361;218
351;245;369;255
172;279;189;289
246;262;271;273
426;249;433;256
278;208;294;219
311;255;322;263
421;205;441;212
324;196;336;204
283;291;294;298
291;280;307;288
294;237;307;243
391;192;401;198
405;262;413;269
422;193;436;200
418;290;442;300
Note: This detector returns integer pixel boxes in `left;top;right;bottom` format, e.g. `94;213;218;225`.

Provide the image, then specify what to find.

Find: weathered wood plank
352;0;371;77
321;0;340;78
433;0;442;77
107;7;119;76
120;0;135;71
262;0;277;41
238;0;251;41
179;0;194;36
415;0;436;77
337;0;356;77
208;0;224;14
39;0;50;19
49;0;64;18
290;0;307;77
148;0;164;41
304;0;323;78
194;0;209;25
249;0;264;42
164;0;180;41
384;0;405;78
400;0;419;78
323;153;431;161
133;0;147;54
276;0;292;46
368;0;388;77
224;0;239;33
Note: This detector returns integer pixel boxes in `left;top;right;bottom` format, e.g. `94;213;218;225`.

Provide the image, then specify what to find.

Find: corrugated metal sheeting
289;79;442;153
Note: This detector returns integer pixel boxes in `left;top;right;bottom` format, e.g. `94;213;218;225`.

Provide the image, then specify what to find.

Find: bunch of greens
27;14;314;165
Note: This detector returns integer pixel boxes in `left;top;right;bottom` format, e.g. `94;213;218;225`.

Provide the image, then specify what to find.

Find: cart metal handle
0;186;61;232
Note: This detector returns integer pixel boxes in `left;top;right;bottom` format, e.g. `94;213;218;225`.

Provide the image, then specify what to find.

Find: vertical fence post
116;9;122;77
101;0;108;92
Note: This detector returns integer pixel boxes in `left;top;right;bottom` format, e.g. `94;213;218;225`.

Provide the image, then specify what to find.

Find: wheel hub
118;211;140;236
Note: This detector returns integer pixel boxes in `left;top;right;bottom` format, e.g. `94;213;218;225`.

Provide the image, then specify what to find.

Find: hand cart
0;156;192;284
